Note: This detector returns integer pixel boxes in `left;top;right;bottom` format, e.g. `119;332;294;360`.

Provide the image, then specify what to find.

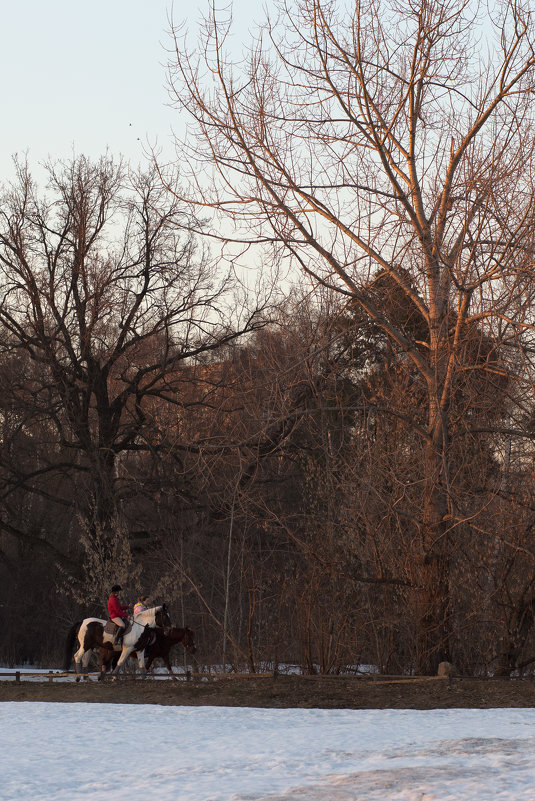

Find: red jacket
108;594;129;620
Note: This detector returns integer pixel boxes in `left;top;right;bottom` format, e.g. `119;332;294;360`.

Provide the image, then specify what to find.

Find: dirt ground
2;674;535;708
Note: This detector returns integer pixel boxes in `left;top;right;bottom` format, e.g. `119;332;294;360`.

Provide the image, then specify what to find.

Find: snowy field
2;703;535;800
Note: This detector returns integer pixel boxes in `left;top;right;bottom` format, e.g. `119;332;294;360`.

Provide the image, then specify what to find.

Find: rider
133;595;149;617
107;585;130;646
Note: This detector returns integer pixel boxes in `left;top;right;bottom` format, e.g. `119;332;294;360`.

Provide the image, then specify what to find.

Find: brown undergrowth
1;675;535;708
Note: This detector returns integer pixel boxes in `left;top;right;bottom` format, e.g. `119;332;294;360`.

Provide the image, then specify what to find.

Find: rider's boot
115;626;124;647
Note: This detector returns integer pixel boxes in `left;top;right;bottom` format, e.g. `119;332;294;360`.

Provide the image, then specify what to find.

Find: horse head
155;604;172;628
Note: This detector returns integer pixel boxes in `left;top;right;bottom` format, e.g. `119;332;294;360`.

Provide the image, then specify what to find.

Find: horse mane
133;605;162;624
165;626;194;643
166;626;185;641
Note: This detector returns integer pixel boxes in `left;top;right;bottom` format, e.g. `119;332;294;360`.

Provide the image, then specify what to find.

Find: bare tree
168;0;535;671
0;155;269;570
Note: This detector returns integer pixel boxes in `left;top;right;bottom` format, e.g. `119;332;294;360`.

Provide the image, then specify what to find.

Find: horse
64;605;171;681
126;626;196;680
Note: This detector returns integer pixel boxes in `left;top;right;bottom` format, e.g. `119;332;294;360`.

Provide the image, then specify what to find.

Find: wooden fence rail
1;670;192;683
0;670;453;684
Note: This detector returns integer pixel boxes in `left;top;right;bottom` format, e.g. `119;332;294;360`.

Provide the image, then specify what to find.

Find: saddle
103;619;132;646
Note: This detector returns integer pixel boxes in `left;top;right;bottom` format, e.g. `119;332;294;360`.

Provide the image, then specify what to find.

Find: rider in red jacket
107;585;130;644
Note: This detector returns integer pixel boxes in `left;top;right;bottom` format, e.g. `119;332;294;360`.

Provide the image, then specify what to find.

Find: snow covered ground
2;702;535;800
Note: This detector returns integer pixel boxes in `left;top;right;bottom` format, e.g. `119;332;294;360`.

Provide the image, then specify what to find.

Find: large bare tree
0;155;268;558
168;0;535;671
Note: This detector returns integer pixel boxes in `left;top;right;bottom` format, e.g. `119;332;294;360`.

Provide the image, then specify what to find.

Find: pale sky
0;0;259;184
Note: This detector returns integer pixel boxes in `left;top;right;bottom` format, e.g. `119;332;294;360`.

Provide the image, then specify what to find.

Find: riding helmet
111;584;122;592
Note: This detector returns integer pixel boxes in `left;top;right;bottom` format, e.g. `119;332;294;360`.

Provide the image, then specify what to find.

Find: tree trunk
88;448;118;554
417;434;452;674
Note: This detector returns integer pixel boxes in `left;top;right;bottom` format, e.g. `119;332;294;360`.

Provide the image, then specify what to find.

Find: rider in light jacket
133;595;149;617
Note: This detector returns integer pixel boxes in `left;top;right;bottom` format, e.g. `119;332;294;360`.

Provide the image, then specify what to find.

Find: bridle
155;608;171;628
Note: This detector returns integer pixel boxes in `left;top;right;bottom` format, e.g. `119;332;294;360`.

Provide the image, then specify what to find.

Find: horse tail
64;621;82;671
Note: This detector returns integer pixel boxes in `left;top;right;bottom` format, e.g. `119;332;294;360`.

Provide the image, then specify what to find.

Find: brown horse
128;626;196;680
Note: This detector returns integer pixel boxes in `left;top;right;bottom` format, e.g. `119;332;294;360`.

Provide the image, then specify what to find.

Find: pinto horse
126;626;196;680
64;605;171;681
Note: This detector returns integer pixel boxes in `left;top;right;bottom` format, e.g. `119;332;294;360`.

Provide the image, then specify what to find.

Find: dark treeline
4;0;535;676
1;159;535;676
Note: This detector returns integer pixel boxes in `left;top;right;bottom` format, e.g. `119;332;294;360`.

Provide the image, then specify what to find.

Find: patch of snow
1;704;535;800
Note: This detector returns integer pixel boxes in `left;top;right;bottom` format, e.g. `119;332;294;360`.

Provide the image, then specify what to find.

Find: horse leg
136;650;147;679
73;646;85;683
111;646;130;676
81;649;93;681
98;647;114;681
163;656;178;681
144;654;154;676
